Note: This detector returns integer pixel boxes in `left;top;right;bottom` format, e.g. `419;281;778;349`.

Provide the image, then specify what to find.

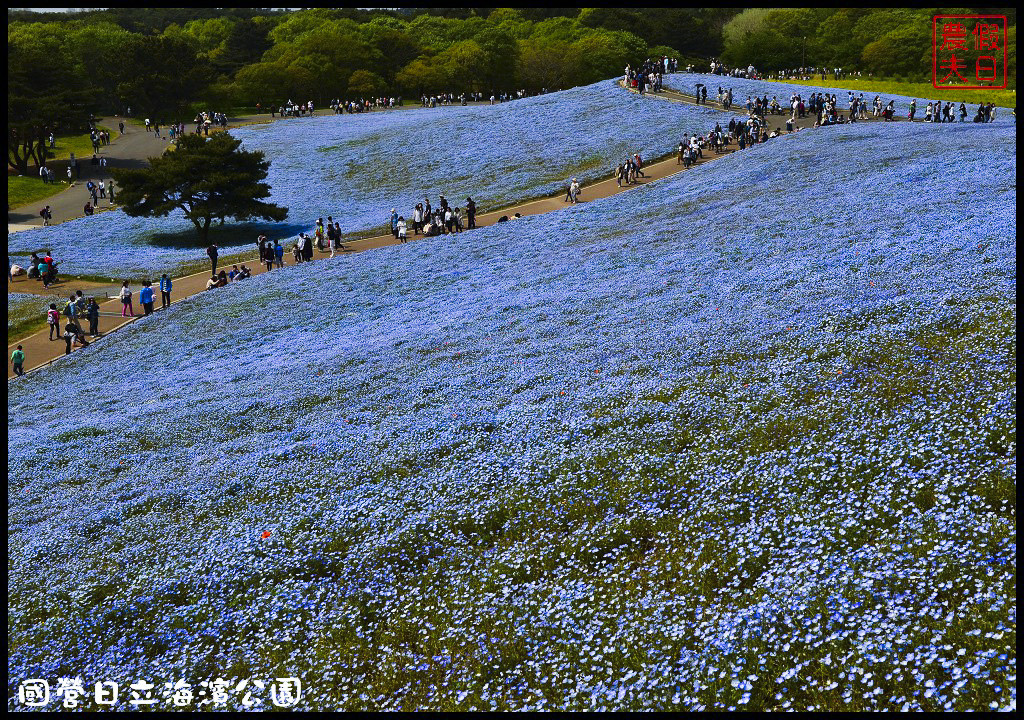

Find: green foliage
348;69;387;97
111;133;287;244
13;7;1010;118
7;22;97;173
719;6;1015;86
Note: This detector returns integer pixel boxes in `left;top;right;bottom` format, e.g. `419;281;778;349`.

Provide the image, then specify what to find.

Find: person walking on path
397;216;407;243
119;281;135;317
11;345;26;376
87;297;100;336
160;274;172;308
274;240;284;268
140;281;155;315
65;294;83;334
75;290;87;323
47;304;60;340
207;244;219;274
466;197;476;229
569;178;581;204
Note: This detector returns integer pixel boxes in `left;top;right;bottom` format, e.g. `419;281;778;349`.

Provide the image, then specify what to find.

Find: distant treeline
8;7;1016;123
721;8;1015;84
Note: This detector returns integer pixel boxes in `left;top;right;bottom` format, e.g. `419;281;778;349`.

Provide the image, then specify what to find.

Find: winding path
7;80;904;378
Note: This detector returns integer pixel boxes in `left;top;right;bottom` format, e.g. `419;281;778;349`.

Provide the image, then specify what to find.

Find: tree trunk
195;216;212;245
8;143;30;175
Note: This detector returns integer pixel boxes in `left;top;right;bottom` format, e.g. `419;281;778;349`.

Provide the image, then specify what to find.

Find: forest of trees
720;7;1015;81
7;6;1016;168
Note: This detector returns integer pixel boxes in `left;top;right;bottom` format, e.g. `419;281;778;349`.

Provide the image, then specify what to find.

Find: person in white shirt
397;217;407;243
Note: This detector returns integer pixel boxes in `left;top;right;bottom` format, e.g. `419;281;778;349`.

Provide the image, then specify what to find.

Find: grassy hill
7;116;1015;710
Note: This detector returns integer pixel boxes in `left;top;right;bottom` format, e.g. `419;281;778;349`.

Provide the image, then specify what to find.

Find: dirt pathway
7;80;896;378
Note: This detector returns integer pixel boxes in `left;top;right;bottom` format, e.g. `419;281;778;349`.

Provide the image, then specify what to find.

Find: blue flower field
7;81;719;280
7;115;1016;709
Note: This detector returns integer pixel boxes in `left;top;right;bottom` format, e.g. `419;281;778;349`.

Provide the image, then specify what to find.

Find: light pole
802;37;806;72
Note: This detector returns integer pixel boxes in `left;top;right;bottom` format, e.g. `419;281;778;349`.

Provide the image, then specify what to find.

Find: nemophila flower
7;292;56;331
6;85;1015;712
8;80;716;280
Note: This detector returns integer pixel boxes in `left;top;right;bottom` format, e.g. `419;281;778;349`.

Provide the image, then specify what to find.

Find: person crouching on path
63;322;81;355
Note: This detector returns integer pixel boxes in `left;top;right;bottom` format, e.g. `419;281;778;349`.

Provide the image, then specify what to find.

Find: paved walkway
7;81;905;378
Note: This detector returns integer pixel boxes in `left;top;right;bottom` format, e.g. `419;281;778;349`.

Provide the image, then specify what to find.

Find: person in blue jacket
159;274;172;309
139;281;155;315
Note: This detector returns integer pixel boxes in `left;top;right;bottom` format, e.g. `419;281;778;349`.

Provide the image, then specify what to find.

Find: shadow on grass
145;221;307;249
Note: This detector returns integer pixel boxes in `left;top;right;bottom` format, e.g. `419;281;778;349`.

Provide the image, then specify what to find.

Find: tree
8;24;96;173
115;34;212;118
348;69;386;96
111;133;288;245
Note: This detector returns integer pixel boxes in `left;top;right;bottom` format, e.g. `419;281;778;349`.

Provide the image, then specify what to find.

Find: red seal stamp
933;15;1007;89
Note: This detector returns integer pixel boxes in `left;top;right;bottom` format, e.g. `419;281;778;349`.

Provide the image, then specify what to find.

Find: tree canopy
111;133;288;244
6;5;1016;134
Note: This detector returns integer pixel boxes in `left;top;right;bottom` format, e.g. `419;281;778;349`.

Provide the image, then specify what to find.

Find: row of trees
8;7;1015;174
720;7;1016;80
7;8;733;118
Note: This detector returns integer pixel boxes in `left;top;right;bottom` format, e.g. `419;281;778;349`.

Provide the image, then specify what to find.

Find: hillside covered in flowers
7;117;1016;710
8;80;718;280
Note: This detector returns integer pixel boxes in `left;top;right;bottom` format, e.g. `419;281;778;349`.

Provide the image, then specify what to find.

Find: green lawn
44;125;114;163
764;77;1016;108
7;175;70;209
7;292;52;343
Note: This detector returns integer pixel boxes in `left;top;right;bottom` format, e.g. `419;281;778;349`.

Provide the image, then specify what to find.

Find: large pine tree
112;133;288;244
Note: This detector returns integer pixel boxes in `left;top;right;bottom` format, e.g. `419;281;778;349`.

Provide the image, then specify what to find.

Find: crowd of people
334;97;401;113
273;100;315;117
13;64;1010;377
193;111;229;134
624;56;677;94
401;195;478;238
699;61;861;81
688;79;1004;129
15;252;60;288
